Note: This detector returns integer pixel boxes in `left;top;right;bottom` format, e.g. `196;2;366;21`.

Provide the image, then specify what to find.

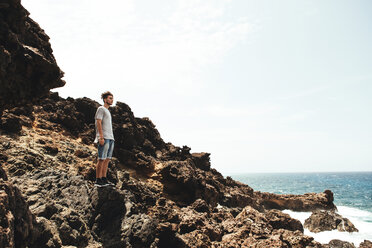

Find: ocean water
231;172;372;246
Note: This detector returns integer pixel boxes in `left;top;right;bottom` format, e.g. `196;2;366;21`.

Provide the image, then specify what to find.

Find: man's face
105;95;114;105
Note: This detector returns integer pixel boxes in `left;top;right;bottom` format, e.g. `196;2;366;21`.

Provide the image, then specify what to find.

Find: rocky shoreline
1;0;371;247
1;92;370;248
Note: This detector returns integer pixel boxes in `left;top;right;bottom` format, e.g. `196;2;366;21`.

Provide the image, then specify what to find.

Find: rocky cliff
1;92;362;248
0;0;65;114
0;1;370;248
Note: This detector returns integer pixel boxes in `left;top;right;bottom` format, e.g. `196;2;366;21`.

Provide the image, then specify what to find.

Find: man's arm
96;119;104;144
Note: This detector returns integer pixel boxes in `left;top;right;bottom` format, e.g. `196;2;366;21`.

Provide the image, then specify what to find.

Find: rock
178;207;208;234
74;97;99;125
180;230;211;248
0;179;40;247
43;145;59;155
51;208;91;247
304;210;358;233
272;229;320;248
160;161;203;205
8;105;34;118
0;112;22;133
74;149;90;158
257;190;337;211
90;187;128;247
0;152;8;162
324;239;356;248
33;203;59;219
222;182;255;208
121;214;158;247
265;209;304;232
33;217;63;248
359;240;372;248
1;88;347;247
191;199;211;213
0;0;64;113
0;165;7;180
156;222;185;248
191;152;211;171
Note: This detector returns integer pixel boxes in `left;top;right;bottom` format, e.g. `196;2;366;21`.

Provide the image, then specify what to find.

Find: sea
231;172;372;246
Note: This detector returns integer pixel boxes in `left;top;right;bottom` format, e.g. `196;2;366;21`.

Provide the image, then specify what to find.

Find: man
94;91;115;187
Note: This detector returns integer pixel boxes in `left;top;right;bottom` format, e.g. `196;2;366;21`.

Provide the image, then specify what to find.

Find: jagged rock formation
304;210;358;233
0;92;352;248
0;0;65;114
0;178;39;248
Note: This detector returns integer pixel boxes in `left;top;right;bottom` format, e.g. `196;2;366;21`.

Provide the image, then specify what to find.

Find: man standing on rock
94;91;115;187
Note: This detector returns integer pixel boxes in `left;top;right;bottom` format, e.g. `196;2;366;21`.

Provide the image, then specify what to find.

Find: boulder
324;239;356;248
359;240;372;248
265;209;304;232
304;210;358;233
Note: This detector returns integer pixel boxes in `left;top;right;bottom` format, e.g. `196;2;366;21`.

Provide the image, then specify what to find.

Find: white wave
283;207;372;246
282;209;312;223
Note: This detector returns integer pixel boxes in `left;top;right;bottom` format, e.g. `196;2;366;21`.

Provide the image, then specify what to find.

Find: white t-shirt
94;106;114;143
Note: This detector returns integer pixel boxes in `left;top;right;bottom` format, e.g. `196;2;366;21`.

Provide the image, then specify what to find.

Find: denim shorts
98;139;114;160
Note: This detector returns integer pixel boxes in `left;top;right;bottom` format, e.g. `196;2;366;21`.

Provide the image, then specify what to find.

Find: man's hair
101;91;113;101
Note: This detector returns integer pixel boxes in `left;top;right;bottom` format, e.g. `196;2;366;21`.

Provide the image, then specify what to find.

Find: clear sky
23;0;372;175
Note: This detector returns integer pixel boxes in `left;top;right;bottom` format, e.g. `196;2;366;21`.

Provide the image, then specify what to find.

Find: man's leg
98;139;114;186
101;158;115;186
103;140;114;179
95;159;105;186
96;140;108;186
102;158;110;178
96;159;104;178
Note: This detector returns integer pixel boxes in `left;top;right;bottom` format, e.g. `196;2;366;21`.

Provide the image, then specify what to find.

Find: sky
23;0;372;175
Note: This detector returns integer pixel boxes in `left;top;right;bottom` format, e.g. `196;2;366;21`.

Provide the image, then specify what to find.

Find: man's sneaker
94;178;107;187
102;177;115;186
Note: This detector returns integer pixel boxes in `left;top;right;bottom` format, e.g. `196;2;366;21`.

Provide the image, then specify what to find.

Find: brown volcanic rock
0;178;39;248
1;92;344;247
304;210;358;233
272;229;321;248
191;152;211;171
221;177;256;208
0;112;22;133
323;239;356;248
359;240;372;248
11;169;96;247
265;209;304;232
0;165;7;180
180;230;212;248
0;0;64;113
212;206;322;248
256;189;336;211
9;167;158;247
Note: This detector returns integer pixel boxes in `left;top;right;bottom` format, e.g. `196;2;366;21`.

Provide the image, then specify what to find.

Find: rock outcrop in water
360;240;372;248
304;210;358;233
323;239;357;248
0;1;368;247
255;190;336;212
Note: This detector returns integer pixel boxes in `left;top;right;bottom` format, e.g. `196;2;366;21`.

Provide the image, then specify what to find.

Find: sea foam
283;206;372;246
